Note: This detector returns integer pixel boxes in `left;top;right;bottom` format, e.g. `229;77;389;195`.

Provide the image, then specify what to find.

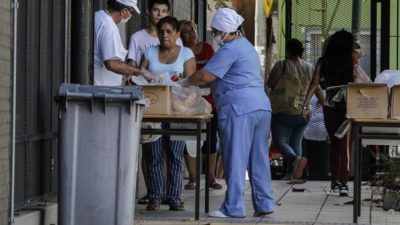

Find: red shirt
196;43;216;112
196;42;214;70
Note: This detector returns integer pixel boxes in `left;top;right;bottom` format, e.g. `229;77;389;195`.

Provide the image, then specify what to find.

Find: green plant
214;0;230;9
372;158;400;191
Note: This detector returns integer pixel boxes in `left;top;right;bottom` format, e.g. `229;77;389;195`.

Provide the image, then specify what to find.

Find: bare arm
138;57;159;82
183;57;196;78
302;61;322;117
139;54;149;70
187;69;217;87
104;59;141;76
314;85;325;104
128;59;137;68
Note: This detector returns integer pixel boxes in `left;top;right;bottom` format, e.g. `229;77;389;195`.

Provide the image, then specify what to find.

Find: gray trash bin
57;83;146;225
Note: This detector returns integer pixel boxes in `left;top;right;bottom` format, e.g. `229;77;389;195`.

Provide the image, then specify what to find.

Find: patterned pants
143;137;185;204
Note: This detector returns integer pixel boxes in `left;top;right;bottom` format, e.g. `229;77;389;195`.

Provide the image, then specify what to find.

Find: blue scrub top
203;37;271;116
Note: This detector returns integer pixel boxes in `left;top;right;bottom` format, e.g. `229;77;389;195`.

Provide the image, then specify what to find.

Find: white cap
211;8;244;33
117;0;140;14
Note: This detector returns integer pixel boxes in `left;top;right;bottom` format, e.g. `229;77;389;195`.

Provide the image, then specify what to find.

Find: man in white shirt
127;0;182;67
94;0;142;86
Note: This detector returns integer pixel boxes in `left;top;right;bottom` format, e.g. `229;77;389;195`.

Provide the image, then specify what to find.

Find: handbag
269;60;302;113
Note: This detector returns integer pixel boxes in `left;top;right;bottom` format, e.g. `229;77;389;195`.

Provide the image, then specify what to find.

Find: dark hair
353;42;361;50
148;0;170;11
107;0;127;11
157;16;180;32
320;30;354;87
286;38;304;58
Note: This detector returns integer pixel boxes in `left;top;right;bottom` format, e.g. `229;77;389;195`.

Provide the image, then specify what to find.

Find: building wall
171;0;194;21
0;0;12;224
277;0;373;61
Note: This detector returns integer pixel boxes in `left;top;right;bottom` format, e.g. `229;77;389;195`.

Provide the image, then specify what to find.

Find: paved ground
134;179;400;225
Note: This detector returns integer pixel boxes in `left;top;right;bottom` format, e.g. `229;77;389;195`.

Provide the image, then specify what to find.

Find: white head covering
117;0;140;14
211;8;244;33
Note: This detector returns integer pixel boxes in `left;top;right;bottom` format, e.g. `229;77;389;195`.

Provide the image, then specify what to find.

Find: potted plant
372;155;400;211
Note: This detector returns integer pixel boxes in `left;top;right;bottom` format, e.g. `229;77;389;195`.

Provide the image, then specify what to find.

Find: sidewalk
134;180;400;225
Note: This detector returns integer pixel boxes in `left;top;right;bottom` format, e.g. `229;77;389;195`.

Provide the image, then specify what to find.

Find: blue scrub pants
218;108;275;217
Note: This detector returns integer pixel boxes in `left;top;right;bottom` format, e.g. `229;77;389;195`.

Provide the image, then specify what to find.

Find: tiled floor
134;180;400;225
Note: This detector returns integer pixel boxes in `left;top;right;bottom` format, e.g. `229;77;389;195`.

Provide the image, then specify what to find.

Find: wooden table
351;118;400;223
141;114;213;220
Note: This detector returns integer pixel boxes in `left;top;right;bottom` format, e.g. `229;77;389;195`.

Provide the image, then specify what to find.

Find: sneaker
293;157;307;180
331;181;340;193
339;183;349;197
208;210;228;218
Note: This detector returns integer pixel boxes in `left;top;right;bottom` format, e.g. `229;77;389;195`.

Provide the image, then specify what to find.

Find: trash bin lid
56;83;144;103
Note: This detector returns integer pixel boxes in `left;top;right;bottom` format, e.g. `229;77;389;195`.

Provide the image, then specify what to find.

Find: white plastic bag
137;72;211;142
171;86;212;115
375;70;400;88
140;123;162;143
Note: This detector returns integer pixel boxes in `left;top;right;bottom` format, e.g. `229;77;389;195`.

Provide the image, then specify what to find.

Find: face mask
119;14;131;24
213;32;227;47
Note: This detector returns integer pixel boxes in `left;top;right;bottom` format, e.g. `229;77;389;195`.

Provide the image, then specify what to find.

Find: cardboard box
390;85;400;119
346;83;388;119
142;85;171;115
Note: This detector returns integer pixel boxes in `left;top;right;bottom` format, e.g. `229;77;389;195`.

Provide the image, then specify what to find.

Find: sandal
169;201;185;211
146;202;160;211
208;179;222;190
138;195;149;205
184;182;196;190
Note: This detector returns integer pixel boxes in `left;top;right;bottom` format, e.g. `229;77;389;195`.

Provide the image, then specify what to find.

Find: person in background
267;39;322;180
303;30;355;196
178;8;275;218
179;20;222;190
94;0;145;86
302;90;329;180
352;42;371;83
127;0;181;205
127;0;182;67
139;16;196;211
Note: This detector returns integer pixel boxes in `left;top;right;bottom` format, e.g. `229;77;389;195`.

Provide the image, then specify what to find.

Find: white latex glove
141;68;160;83
177;77;190;87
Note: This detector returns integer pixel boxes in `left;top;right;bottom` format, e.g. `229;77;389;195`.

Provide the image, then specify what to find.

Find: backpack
269;60;302;113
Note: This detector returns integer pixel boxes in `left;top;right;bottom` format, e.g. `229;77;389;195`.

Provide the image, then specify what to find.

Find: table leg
205;121;211;213
358;139;362;217
352;123;360;224
195;121;201;220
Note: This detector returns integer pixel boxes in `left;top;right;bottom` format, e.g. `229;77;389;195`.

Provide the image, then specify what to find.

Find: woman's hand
302;107;311;119
141;68;160;83
177;77;190;87
123;75;132;85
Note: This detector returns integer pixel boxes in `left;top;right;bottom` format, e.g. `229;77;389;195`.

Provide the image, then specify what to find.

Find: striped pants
143;137;185;204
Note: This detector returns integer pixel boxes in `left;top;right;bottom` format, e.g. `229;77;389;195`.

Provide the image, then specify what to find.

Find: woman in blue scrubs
179;8;275;218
